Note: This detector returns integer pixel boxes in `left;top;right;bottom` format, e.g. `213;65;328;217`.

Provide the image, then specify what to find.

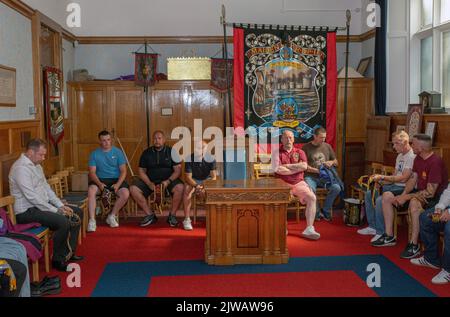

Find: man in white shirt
411;183;450;284
8;139;84;272
358;131;415;246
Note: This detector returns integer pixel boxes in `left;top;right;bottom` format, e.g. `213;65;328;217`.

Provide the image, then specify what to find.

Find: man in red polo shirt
275;130;320;240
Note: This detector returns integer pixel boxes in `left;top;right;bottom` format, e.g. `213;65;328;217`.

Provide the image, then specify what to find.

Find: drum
343;198;364;227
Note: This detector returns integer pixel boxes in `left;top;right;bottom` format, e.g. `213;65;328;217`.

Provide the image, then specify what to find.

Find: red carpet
42;210;449;297
148;271;378;297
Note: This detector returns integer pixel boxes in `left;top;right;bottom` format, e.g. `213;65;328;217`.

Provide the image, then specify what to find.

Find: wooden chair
350;162;384;200
49;175;83;245
0;196;50;283
382;165;395;176
253;163;274;179
56;170;88;239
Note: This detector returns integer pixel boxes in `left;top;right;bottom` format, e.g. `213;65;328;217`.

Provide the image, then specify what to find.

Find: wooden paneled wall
0;120;72;197
0;121;40;196
388;113;450;173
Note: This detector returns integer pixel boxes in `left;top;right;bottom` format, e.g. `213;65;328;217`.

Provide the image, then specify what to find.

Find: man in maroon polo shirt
392;134;448;259
275;130;320;240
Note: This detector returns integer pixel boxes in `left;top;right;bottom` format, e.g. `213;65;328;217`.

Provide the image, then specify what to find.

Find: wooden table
204;178;291;265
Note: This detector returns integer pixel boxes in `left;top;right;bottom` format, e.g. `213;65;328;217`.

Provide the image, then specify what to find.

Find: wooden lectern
204;178;291;265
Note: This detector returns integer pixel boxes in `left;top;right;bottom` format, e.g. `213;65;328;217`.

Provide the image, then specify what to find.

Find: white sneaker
357;227;377;235
106;214;119;228
431;269;450;284
302;226;320;240
410;256;440;270
183;218;193;231
370;234;382;243
87;219;96;232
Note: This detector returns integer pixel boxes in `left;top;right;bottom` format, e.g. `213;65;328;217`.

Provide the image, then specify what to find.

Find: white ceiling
22;0;367;36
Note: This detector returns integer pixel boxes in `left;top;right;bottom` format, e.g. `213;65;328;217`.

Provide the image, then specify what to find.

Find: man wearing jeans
411;183;450;284
303;127;341;221
360;131;415;243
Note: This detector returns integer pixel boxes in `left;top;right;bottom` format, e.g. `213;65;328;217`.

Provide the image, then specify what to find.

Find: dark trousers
16;206;82;262
0;259;27;297
420;209;450;272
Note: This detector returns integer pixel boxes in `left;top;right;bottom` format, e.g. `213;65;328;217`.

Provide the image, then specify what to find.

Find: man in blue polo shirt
87;130;130;231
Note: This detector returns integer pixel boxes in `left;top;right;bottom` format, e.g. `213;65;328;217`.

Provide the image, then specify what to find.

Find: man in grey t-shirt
303;127;342;221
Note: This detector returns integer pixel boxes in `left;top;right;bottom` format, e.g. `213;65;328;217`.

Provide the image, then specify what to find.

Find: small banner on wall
43;67;64;154
210;58;233;93
134;53;158;87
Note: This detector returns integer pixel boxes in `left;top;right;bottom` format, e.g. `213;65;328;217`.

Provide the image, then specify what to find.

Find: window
421;37;433;91
421;0;433;28
443;31;450;108
441;0;450;23
409;0;450;108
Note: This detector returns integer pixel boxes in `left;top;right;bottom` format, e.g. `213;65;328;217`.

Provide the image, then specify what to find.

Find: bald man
385;134;448;259
275;130;320;240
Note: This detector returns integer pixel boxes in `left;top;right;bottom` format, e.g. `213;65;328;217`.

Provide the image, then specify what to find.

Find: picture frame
356;57;372;76
161;107;173;116
0;64;16;107
424;121;437;144
405;104;424;138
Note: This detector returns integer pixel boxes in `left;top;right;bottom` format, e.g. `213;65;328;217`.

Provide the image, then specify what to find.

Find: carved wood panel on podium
204;178;291;265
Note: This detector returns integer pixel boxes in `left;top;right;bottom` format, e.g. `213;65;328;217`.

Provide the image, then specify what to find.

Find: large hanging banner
43;67;64;154
233;27;337;148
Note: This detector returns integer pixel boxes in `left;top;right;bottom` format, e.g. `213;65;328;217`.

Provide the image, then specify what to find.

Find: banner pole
342;10;351;193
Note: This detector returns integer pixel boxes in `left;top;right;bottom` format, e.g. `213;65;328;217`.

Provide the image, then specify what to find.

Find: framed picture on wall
406;104;424;138
0;64;16;107
356;57;372;76
424;121;437;144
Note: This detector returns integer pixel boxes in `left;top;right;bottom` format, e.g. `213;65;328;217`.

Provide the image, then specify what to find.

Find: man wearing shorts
275;130;319;240
131;130;184;227
87;130;130;231
182;139;217;231
390;134;448;258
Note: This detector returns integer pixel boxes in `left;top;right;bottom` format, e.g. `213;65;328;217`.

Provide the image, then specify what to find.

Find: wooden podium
204;178;291;265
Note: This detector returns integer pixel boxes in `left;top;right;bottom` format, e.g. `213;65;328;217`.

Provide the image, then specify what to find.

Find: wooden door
70;83;108;171
109;86;146;179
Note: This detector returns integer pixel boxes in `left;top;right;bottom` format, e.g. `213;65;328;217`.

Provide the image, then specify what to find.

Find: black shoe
320;211;332;222
30;276;60;290
140;213;158;227
372;234;397;247
400;243;420;259
69;255;84;262
41;276;61;288
52;260;68;272
167;214;179;227
31;277;61;297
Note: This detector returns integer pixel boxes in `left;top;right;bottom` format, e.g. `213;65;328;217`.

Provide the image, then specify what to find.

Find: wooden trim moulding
78;31;375;45
0;0;34;19
77;36;233;45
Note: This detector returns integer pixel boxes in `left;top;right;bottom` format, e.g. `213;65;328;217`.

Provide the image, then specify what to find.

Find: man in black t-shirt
130;130;184;227
182;140;217;230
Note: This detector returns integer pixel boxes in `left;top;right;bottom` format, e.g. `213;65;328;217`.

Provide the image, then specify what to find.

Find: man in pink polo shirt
275;130;320;240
